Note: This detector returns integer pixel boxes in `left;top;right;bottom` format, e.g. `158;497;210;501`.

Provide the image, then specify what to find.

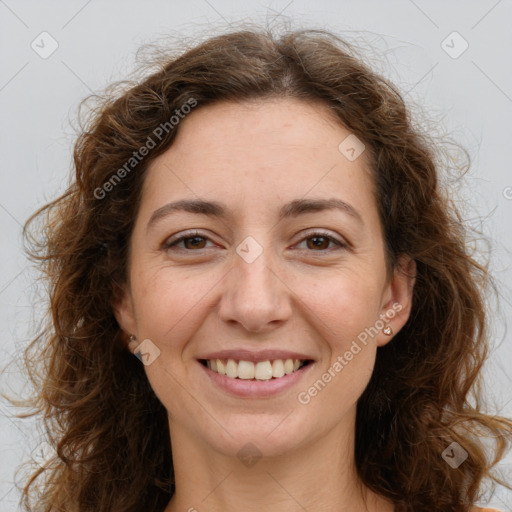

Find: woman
20;26;511;512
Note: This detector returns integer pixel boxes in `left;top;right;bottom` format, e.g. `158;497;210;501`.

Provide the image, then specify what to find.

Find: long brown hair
17;24;512;512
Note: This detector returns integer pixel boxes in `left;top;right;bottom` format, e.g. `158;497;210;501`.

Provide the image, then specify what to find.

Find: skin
113;98;416;512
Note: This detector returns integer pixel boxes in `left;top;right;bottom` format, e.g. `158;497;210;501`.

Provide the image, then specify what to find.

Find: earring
129;335;137;343
383;326;393;336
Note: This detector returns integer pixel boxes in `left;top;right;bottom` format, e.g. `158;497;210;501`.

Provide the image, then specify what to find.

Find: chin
198;414;312;460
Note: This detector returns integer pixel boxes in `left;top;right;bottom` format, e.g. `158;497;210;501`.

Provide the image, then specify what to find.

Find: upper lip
197;349;315;363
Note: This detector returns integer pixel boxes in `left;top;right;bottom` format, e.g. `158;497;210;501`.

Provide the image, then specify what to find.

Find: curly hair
17;24;512;512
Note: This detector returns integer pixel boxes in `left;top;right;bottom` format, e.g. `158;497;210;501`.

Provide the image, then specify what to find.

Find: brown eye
163;231;214;251
181;236;207;250
306;236;331;250
297;232;345;252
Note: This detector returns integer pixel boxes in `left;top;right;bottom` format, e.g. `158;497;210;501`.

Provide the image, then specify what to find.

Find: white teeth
206;358;306;380
272;359;285;378
255;361;273;380
238;360;255;379
226;359;238;378
216;359;226;375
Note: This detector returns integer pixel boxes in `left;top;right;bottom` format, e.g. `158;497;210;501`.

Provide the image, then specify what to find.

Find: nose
217;245;293;334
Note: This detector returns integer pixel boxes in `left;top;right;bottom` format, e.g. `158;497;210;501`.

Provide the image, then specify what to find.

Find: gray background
1;0;511;510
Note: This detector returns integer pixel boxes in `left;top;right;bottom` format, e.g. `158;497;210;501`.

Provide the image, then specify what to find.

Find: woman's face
114;98;415;458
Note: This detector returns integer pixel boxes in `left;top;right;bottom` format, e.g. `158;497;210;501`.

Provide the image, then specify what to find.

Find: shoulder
471;507;503;512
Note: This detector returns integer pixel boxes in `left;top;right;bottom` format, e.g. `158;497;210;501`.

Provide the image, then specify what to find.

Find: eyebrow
146;197;363;232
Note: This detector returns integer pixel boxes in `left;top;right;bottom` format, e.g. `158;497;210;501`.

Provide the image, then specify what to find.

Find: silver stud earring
383;326;393;336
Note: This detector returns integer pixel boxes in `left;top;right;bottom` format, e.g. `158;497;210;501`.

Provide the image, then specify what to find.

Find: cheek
295;274;380;415
131;264;222;346
130;267;213;409
295;269;384;348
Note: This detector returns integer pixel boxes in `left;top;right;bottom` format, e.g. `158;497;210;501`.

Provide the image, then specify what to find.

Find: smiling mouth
199;358;313;381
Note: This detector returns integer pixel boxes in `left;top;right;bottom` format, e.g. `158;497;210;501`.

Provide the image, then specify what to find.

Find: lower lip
199;361;314;399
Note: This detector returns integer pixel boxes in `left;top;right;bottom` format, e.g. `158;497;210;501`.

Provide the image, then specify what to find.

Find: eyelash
162;230;347;253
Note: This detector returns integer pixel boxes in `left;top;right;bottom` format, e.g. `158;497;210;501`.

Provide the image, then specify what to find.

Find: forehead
161;97;371;166
142;98;377;220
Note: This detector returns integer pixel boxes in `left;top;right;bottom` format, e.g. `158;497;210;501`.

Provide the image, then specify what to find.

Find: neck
163;409;394;512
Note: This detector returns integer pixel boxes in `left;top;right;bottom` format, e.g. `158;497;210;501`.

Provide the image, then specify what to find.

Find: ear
111;282;138;353
376;254;416;347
